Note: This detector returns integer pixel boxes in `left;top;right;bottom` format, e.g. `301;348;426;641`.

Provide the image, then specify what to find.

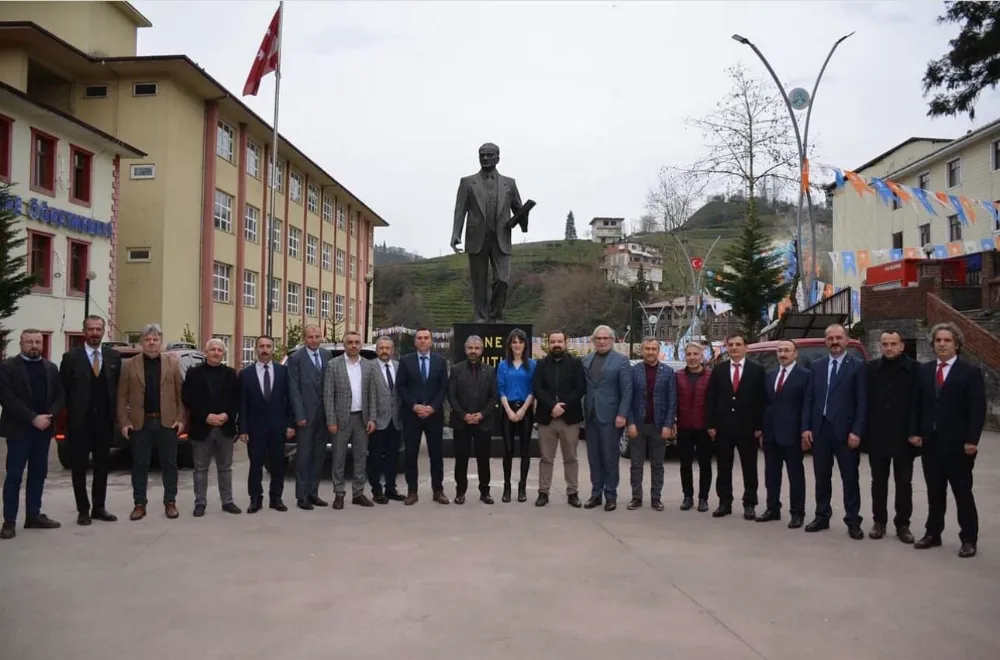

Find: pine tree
0;183;36;354
564;210;578;241
924;1;1000;120
706;198;791;338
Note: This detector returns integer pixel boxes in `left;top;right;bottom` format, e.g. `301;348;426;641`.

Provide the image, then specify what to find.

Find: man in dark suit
0;329;64;539
706;333;765;520
625;337;676;512
864;329;917;543
287;324;332;509
448;335;498;504
238;336;295;513
395;327;451;505
802;323;867;539
370;336;403;504
910;322;985;558
757;340;809;528
451;142;526;322
59;315;121;526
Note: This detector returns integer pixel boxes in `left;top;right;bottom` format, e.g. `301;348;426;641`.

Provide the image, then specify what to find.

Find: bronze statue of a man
451;143;531;323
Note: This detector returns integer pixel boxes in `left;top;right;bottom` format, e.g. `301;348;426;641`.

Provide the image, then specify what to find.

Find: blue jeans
586;418;621;502
3;429;51;522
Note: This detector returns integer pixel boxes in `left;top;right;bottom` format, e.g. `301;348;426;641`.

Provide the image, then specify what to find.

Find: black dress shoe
0;521;14;539
627;498;642;510
222;503;242;514
502;484;512;503
269;500;288;512
680;497;694;511
24;514;60;529
385;491;405;502
697;499;709;512
567;493;582;508
247;500;263;514
454;494;466;505
869;523;887;539
535;492;549;507
788;514;804;529
755;509;781;522
309;496;329;507
193;505;206;517
518;483;527;503
712;505;732;518
77;513;92;526
604;501;617;512
804;519;830;533
584;497;602;509
297;500;314;510
896;526;915;544
352;494;375;507
848;525;864;540
958;542;977;558
374;494;389;505
914;535;942;549
480;493;494;505
743;506;756;520
651;499;664;511
91;509;117;522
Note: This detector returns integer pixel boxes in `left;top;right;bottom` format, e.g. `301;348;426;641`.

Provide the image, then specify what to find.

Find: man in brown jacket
117;323;186;520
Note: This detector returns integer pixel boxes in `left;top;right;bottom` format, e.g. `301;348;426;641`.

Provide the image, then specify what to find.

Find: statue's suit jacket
452;170;524;255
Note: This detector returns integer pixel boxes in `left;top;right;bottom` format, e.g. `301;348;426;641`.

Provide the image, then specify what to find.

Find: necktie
91;350;101;377
385;363;394;391
263;364;272;400
420;356;428;381
776;367;786;393
313;351;321;370
732;363;741;392
830;359;839;380
936;362;947;387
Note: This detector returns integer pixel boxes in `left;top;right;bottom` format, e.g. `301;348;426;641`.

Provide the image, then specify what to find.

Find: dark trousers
2;429;50;522
869;452;914;528
812;420;861;527
586;418;621;502
454;425;491;495
294;418;328;502
131;418;178;506
629;424;665;501
677;428;713;500
715;431;758;507
69;417;113;514
501;402;533;486
404;416;444;494
763;441;805;515
922;443;978;544
468;231;510;322
368;422;402;495
247;431;286;502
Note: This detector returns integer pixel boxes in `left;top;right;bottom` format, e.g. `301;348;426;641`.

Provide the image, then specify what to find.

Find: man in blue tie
287;325;333;510
802;324;867;539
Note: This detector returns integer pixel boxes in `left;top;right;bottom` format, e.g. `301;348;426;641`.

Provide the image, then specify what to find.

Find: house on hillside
590;216;623;244
601;241;663;291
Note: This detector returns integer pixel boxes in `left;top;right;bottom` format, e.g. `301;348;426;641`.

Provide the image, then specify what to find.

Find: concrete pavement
1;435;998;660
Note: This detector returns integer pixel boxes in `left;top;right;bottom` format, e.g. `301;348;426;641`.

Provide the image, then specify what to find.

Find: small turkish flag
243;6;281;97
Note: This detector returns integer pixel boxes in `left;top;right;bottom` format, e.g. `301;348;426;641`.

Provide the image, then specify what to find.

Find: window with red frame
68;240;90;295
31;129;57;194
0;115;11;182
40;332;52;360
66;333;86;352
70;146;93;205
28;231;53;291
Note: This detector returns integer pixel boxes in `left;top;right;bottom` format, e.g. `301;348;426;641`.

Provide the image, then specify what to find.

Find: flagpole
265;0;284;338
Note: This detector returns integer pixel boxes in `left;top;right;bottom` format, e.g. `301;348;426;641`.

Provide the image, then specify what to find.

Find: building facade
0;80;144;359
0;2;388;366
601;241;663;291
589;216;623;244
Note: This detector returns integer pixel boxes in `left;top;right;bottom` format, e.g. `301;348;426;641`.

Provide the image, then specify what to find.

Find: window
321;242;332;270
307;185;318;214
321;292;331;319
288;226;301;259
0;114;12;182
336;249;345;275
948;214;962;242
216;120;235;162
133;82;158;96
66;333;86;352
349;298;356;324
83;85;107;99
242;336;257;367
918;223;931;246
917;172;930;190
244;205;259;243
28;231;53;292
286;282;300;314
305;287;317;317
290;171;303;203
322;196;333;223
269;277;282;311
268;160;284;193
269;217;282;252
350;213;357;235
67;239;90;296
39;332;52;361
306;234;318;265
243;269;258;307
993;140;1000;172
126;247;151;262
337;205;345;229
891;232;903;250
946;158;961;188
213;262;232;302
214;190;234;232
129;164;155;180
349;256;356;280
335;294;344;320
212;334;231;363
995;200;1000;233
30;128;57;195
246;141;261;178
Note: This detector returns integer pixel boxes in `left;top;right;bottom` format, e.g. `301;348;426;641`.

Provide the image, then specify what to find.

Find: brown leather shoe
164;503;179;519
352;494;374;507
332;494;345;510
404;493;419;506
433;490;450;505
130;505;146;521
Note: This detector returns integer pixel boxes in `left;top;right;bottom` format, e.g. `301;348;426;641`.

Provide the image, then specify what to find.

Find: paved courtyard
1;435;998;660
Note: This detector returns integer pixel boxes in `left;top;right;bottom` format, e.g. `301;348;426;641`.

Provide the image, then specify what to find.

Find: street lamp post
364;270;374;343
83;270;97;321
732;32;854;298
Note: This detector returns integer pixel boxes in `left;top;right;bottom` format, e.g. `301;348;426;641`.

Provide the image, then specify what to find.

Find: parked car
618;359;687;458
54;346;206;469
709;337;869;371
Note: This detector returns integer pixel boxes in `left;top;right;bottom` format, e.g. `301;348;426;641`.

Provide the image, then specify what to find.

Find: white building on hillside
601;241;663;291
1;81;145;359
590;216;624;244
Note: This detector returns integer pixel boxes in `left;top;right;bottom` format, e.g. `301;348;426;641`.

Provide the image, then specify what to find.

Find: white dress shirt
379;358;395;387
346;356;363;412
936;355;957;382
85;344;102;372
255;361;274;393
775;363;794;391
730;358;745;385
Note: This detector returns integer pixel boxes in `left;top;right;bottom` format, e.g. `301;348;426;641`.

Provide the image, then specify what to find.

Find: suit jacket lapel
160;355;170;384
12;359;31;397
470;176;487;218
497;176;509;227
829;356;847;394
135;355;145;388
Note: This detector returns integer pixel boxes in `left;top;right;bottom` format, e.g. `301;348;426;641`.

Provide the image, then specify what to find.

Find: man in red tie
909;322;985;558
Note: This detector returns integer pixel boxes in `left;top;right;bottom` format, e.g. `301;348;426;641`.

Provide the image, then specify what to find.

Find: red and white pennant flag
243;6;281;97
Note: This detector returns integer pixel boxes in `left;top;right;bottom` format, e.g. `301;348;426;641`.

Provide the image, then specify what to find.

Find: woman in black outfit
496;328;537;502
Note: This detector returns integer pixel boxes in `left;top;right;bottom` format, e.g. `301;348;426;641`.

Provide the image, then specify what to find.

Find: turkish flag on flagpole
243;5;282;96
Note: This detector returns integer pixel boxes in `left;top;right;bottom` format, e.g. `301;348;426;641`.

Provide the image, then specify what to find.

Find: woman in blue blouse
497;328;536;503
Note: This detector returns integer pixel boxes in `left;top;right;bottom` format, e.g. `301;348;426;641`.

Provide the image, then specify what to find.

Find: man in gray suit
451;142;527;323
582;325;633;511
324;330;378;509
288;324;332;510
368;335;403;504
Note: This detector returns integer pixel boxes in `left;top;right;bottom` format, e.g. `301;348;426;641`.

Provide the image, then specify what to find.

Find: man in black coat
863;329;918;543
448;335;498;504
910;322;986;558
59;315;122;526
706;333;766;520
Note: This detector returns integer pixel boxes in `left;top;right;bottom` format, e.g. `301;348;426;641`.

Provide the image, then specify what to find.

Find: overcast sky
134;0;1000;257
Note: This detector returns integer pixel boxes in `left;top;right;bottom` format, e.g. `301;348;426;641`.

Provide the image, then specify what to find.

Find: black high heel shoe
502;484;512;503
517;482;527;503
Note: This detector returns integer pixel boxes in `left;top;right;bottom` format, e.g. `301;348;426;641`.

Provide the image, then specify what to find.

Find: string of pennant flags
830;237;1000;277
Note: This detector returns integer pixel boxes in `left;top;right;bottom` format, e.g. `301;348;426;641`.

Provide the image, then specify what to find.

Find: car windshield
746;345;866;371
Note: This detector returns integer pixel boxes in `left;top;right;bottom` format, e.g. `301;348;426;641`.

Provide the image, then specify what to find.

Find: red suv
734;338;869;371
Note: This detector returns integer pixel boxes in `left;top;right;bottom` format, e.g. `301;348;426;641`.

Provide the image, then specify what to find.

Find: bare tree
637;213;661;234
645;168;707;232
